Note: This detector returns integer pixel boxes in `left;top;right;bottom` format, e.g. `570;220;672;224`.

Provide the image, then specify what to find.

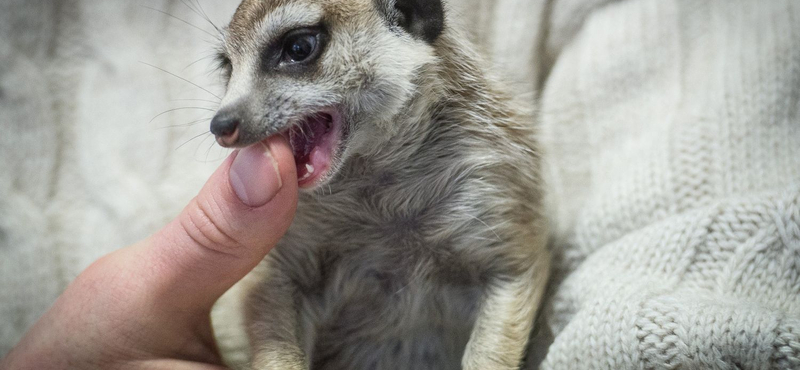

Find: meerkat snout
210;109;242;146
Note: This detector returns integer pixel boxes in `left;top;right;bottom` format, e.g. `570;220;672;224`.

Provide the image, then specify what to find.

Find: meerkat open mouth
284;110;343;188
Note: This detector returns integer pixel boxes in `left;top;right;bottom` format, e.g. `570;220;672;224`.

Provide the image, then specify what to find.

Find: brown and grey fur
214;0;549;369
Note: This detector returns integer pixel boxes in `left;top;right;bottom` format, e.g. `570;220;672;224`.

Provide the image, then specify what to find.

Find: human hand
1;137;298;370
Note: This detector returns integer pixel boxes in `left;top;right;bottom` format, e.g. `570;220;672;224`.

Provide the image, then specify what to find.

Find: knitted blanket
531;0;800;368
1;0;798;369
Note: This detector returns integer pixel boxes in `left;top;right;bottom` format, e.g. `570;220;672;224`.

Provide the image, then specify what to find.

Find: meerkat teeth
300;172;311;181
306;164;315;174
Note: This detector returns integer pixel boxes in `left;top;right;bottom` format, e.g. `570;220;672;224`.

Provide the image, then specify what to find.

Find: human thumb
139;135;299;312
0;136;299;369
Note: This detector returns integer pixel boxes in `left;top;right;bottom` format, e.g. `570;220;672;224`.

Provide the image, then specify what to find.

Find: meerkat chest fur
260;43;541;370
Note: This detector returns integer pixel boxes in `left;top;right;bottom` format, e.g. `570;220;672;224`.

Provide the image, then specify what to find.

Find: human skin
1;136;298;370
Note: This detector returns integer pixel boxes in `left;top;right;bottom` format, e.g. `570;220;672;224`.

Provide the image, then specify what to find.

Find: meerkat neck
328;31;519;191
381;32;509;157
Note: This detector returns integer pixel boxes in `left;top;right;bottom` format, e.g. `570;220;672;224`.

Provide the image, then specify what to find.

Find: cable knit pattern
0;0;237;355
536;0;800;368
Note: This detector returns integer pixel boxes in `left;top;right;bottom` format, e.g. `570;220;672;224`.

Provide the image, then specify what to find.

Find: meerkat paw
462;349;521;370
250;343;307;370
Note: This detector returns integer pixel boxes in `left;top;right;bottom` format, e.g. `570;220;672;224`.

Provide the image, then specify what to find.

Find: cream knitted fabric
0;0;236;355
535;0;800;368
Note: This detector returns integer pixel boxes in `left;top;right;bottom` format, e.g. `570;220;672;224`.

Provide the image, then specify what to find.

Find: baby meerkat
210;0;549;369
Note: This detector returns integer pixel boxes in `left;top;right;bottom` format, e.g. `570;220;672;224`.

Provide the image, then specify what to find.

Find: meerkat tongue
288;113;336;186
289;115;327;160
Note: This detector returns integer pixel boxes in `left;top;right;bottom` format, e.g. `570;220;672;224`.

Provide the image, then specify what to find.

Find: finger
140;135;299;311
1;136;299;368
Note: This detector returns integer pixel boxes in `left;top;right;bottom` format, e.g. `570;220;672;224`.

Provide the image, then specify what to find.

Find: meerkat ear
387;0;445;43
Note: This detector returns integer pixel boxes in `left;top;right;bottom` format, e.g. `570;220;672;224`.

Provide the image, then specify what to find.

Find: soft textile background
0;0;237;355
535;1;800;368
2;0;799;368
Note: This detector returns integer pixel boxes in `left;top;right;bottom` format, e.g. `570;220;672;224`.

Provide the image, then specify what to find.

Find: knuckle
180;197;243;256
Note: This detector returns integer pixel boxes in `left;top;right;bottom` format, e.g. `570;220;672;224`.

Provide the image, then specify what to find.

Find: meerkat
209;0;549;369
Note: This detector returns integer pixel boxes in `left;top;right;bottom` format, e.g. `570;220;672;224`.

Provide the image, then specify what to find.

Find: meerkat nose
211;112;242;147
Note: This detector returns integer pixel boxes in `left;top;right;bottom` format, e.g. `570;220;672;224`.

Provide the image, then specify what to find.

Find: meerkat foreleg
461;263;549;370
247;266;308;370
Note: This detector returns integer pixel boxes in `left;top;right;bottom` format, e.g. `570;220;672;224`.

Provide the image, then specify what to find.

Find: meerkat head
210;0;445;188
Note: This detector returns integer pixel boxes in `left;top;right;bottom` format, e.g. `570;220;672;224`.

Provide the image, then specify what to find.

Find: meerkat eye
282;30;320;63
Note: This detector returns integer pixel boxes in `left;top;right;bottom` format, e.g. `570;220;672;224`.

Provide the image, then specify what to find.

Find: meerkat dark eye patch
278;28;327;67
282;30;319;63
260;27;328;72
377;0;444;43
